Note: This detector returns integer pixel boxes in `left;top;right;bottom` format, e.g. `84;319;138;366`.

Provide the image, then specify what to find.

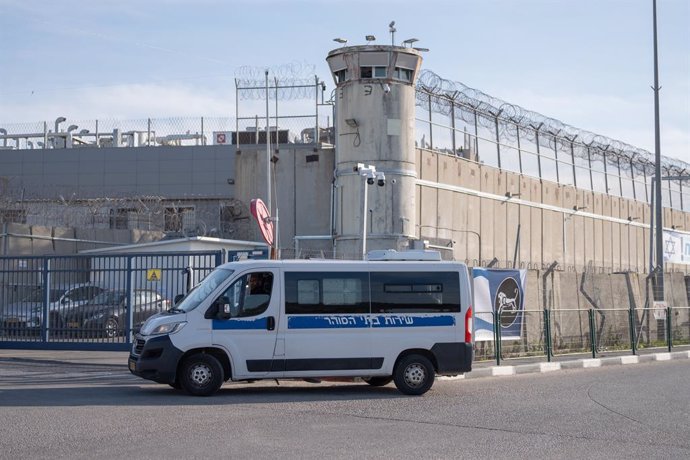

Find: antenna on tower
389;21;396;46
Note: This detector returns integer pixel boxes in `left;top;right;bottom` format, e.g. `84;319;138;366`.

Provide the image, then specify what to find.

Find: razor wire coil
415;69;689;177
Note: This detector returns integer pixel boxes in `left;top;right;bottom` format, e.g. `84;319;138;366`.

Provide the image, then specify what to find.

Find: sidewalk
459;349;690;380
0;349;129;367
3;346;690;378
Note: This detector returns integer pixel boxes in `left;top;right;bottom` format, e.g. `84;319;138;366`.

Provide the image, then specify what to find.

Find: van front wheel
393;354;435;395
180;354;224;396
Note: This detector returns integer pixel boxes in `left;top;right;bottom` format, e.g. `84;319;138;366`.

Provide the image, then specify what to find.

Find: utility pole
652;0;664;300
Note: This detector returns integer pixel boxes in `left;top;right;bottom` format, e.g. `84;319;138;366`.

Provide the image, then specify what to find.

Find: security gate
0;249;267;350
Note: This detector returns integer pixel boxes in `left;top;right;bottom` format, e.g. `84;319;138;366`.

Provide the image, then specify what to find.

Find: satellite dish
250;198;274;246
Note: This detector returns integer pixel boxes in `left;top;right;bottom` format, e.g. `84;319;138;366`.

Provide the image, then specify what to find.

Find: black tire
363;376;393;387
393;354;435;396
104;317;119;338
179;353;224;396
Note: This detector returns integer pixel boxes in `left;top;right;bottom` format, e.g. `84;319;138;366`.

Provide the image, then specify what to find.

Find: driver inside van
248;274;271;295
243;273;272;315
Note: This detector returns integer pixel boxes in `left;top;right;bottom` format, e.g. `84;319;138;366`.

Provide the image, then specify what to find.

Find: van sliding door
280;271;374;375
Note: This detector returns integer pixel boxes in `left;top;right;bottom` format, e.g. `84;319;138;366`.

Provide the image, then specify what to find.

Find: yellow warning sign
147;269;162;282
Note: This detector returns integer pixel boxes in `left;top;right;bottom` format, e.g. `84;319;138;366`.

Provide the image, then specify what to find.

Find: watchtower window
360;66;387;79
334;69;348;83
394;67;413;82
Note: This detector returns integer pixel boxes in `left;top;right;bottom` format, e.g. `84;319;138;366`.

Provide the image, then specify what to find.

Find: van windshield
175;268;234;312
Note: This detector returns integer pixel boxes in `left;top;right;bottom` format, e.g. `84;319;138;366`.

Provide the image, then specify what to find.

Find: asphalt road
0;358;688;459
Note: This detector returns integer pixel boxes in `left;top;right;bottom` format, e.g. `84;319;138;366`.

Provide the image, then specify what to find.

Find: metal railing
478;305;690;365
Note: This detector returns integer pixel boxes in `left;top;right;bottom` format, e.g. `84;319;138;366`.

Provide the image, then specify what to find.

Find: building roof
79;236;267;255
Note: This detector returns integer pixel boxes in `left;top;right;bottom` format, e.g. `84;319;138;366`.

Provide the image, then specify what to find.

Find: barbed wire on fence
415;69;690;178
235;62;320;101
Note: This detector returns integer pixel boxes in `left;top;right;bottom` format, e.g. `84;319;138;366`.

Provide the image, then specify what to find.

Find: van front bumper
129;334;184;385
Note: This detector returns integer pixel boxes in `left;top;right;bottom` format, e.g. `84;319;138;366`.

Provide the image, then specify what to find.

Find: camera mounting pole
355;163;385;259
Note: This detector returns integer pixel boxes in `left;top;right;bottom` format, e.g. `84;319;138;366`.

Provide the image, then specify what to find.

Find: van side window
217;272;273;318
286;272;369;315
370;272;461;313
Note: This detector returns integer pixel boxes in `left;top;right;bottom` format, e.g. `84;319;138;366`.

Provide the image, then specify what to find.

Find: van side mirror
218;302;232;320
205;296;232;320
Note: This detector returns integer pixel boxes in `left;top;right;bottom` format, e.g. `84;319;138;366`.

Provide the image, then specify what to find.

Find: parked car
0;284;105;336
64;289;171;338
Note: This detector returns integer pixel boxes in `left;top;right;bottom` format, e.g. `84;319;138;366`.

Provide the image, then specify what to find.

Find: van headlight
143;321;187;336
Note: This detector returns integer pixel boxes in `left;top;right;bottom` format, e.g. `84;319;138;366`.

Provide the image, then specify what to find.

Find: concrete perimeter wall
519;269;690;351
417;149;690;274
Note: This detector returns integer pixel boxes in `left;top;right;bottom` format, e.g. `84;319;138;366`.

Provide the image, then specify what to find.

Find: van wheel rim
404;363;426;388
190;364;212;386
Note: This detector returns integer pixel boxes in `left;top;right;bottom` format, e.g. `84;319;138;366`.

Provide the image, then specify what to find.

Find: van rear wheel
180;353;224;396
363;376;393;387
393;354;435;395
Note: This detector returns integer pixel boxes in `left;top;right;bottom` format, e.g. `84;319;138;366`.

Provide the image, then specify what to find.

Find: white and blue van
129;251;474;396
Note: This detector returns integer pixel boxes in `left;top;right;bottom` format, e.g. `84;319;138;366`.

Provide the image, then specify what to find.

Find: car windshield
23;289;63;303
88;291;125;305
175;268;234;312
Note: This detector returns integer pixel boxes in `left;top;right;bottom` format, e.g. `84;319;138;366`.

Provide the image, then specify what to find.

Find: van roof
219;259;468;271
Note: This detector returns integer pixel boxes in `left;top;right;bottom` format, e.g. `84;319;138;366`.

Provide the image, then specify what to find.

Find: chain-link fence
671;306;690;346
0;115;334;150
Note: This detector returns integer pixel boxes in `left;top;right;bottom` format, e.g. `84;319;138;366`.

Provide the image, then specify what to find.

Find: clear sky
1;0;688;161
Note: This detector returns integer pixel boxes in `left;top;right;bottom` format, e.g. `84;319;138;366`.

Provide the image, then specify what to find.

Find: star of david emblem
664;239;676;257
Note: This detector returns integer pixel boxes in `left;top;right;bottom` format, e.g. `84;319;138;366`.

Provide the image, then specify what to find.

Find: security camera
383;83;391;94
367;177;375;185
376;171;386;186
378;178;386;186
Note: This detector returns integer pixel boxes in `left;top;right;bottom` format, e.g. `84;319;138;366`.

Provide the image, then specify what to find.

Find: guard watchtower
326;43;423;258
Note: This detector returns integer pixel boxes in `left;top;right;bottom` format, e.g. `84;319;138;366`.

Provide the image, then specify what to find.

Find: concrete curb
441;351;689;381
4;349;689;381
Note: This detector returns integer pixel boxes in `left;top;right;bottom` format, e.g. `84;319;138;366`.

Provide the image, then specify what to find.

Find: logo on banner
495;277;521;328
472;268;527;342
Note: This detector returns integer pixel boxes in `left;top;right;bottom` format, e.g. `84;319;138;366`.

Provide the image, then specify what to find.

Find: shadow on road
0;381;405;407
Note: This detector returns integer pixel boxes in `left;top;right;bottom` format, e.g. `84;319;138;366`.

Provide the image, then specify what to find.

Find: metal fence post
42;257;51;343
628;308;637;355
588;309;596;358
492;311;497;365
126;256;133;344
667;306;672;352
544;308;552;362
215;250;224;267
496;311;502;366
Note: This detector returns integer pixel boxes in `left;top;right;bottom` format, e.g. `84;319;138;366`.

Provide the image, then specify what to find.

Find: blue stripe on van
372;315;455;328
287;315;368;329
212;317;268;330
287;315;455;329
